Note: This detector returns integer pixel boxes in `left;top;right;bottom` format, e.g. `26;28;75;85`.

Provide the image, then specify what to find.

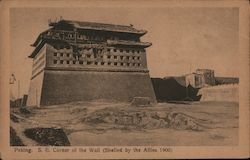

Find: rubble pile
10;113;20;123
10;127;25;146
83;108;205;131
24;128;70;146
19;107;31;115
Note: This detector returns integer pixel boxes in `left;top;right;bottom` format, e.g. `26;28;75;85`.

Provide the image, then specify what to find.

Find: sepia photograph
0;0;249;159
9;6;240;146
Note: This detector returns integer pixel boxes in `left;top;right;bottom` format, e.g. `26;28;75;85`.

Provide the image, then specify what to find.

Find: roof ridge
63;19;134;28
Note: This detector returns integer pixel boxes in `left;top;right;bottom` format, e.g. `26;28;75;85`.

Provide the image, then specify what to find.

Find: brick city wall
38;70;156;106
198;84;239;102
27;71;45;106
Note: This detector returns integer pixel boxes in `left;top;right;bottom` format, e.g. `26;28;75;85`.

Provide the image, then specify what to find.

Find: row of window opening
53;47;144;54
53;60;142;67
54;52;141;60
107;49;143;54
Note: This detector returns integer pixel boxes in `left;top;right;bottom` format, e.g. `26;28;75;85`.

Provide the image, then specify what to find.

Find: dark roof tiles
60;20;146;34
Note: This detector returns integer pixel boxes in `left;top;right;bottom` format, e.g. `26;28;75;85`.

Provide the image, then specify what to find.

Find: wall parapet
198;83;239;102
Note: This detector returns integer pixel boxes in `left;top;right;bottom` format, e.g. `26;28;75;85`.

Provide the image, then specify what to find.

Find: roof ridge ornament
48;16;63;27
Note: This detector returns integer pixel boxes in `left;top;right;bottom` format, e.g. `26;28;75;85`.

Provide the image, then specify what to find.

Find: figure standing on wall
72;44;81;61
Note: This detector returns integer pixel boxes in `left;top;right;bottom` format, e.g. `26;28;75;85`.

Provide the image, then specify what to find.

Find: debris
131;97;151;107
167;112;204;131
19;107;31;115
24;128;70;146
10;113;19;123
70;107;87;114
10;127;25;146
82;108;205;131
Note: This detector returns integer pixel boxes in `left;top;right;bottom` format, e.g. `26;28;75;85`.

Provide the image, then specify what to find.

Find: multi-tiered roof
29;20;151;58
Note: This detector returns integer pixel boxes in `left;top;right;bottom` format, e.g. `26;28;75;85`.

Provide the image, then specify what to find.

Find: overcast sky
10;7;239;95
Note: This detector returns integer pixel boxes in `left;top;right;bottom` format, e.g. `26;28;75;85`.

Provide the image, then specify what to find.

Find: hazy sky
10;7;239;95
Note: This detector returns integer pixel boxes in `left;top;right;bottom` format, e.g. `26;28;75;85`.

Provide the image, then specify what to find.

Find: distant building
26;19;156;106
157;69;239;102
215;77;239;85
185;69;216;88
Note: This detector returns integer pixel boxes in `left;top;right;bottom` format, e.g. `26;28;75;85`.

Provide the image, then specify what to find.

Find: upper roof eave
107;40;152;48
57;20;147;35
31;29;51;47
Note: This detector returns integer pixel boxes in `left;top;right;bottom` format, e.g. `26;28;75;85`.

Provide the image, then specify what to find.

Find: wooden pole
17;80;20;99
36;88;38;107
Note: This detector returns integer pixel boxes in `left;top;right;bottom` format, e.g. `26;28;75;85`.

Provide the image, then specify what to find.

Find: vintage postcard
0;0;249;159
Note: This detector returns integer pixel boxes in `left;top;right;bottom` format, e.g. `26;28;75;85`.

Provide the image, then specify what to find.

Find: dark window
114;49;117;52
107;55;111;59
114;56;117;59
138;57;141;60
67;61;70;64
54;53;57;56
60;53;63;57
137;50;140;53
121;63;124;66
126;56;129;60
138;63;141;66
126;50;129;53
87;61;91;65
107;49;110;52
108;62;111;65
120;56;123;60
53;60;57;64
68;34;72;38
79;61;83;64
132;57;135;60
67;53;70;57
127;63;130;66
73;61;76;64
132;50;135;53
60;60;63;64
120;49;123;52
101;62;104;65
133;63;136;66
114;62;117;65
95;62;98;65
87;55;91;58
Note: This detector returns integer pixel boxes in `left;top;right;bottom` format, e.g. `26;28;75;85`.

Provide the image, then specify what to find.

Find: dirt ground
10;101;238;146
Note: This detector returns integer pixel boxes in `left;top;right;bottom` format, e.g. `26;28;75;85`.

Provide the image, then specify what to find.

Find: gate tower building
27;19;156;106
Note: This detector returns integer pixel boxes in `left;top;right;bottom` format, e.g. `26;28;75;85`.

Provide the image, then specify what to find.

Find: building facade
185;69;216;88
27;20;156;106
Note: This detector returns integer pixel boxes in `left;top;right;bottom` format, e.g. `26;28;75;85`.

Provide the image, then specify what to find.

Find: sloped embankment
10;107;70;146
